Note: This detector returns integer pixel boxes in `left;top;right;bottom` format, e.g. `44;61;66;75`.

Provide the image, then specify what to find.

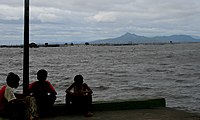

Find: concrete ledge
93;98;166;111
51;98;166;116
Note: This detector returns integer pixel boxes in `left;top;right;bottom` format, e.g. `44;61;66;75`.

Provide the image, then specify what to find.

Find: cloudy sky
0;0;200;45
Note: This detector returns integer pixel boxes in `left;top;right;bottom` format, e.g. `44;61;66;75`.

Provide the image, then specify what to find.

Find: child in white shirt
0;72;26;119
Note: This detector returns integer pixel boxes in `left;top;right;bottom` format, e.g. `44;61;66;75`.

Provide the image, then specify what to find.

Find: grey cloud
0;4;23;21
30;6;72;23
0;0;200;44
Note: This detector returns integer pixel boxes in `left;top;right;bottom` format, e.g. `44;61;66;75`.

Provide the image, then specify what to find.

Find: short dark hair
74;75;83;85
37;69;48;81
6;72;20;85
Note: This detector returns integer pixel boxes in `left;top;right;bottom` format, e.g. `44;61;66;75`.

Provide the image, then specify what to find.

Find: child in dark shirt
65;75;93;117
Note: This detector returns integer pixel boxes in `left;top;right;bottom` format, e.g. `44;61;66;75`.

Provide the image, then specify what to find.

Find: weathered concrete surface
41;107;200;120
92;98;166;111
40;98;199;120
51;98;166;116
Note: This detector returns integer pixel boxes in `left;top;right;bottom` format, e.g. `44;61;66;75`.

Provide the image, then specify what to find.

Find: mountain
192;35;200;39
90;32;200;44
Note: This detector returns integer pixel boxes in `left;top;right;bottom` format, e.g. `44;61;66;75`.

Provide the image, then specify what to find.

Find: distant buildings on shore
0;42;90;48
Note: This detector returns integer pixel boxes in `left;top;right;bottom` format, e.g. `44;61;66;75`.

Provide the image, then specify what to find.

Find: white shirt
4;86;16;102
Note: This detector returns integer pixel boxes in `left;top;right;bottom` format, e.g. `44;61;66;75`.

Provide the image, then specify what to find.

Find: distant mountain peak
119;32;138;39
123;32;137;36
124;32;132;35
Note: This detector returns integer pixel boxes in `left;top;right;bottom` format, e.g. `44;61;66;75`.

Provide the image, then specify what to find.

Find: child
65;75;93;117
29;69;57;116
0;72;27;119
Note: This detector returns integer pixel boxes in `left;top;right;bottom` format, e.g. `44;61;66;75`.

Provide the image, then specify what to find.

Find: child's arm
47;81;57;95
4;86;17;102
83;83;93;95
65;83;75;94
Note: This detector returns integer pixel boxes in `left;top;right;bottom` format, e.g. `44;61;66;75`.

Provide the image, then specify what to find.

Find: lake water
0;43;200;114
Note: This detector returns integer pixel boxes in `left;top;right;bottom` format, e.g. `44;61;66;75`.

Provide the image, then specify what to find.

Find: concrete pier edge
51;98;166;116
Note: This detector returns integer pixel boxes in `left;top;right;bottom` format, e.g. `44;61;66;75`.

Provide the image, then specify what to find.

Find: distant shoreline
0;42;199;48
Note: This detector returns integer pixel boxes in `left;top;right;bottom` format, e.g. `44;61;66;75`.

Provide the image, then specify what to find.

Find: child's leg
47;94;56;106
80;95;92;113
71;96;85;112
65;94;71;106
84;95;93;117
5;100;27;120
86;95;92;111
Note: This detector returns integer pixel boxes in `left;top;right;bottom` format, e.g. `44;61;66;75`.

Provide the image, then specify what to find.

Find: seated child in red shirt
29;69;57;115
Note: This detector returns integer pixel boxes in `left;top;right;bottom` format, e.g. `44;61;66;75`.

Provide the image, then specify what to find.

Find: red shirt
0;86;7;111
29;80;57;95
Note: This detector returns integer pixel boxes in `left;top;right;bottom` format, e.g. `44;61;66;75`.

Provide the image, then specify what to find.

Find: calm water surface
0;43;200;114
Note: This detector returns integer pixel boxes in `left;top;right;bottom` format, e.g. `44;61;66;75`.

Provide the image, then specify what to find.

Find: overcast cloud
0;0;200;45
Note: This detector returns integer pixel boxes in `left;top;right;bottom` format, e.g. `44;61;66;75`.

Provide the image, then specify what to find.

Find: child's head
74;75;83;85
6;72;20;88
37;69;48;82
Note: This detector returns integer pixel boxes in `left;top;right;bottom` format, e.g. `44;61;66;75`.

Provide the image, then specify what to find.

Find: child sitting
29;69;57;116
65;75;93;117
0;72;26;120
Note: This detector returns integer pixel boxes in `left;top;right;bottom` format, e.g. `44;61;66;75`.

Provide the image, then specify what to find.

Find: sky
0;0;200;45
